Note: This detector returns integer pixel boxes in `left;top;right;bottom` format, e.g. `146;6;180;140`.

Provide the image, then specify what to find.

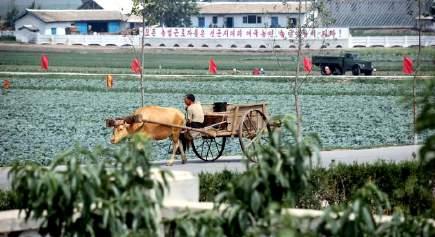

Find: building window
212;16;218;24
51;27;57;35
244;15;262;24
247;15;256;24
198;17;205;27
288;18;297;28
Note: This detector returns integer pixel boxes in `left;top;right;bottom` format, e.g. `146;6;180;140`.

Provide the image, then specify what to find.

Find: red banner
40;55;49;71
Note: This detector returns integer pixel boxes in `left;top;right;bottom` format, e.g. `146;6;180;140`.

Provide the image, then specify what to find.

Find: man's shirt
186;102;204;123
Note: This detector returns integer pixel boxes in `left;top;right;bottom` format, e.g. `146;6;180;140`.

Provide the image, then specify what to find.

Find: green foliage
317;183;435;237
199;170;236;202
5;4;19;28
376;212;435;236
0;49;434;74
168;118;434;236
9;134;169;237
212;116;320;236
0;36;16;42
317;183;391;236
199;161;435;217
131;0;198;27
0;190;19;211
164;210;227;237
417;79;435;170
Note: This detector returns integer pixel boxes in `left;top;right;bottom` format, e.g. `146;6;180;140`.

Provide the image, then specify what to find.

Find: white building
15;9;127;42
192;2;312;28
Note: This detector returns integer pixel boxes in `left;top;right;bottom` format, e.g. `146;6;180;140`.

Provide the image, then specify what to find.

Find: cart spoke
213;139;221;153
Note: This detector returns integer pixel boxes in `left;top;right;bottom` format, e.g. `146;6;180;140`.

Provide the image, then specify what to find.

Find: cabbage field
0;73;429;166
0;48;433;165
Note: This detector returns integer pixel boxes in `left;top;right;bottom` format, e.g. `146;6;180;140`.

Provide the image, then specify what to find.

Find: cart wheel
192;136;226;161
239;109;271;162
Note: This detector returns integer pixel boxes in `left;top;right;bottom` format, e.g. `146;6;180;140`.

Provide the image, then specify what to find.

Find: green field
0;48;434;75
0;48;434;165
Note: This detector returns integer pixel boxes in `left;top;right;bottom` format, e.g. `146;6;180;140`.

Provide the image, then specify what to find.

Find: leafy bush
417;79;435;172
0;189;19;211
317;183;435;237
9;134;170;237
199;161;435;217
168;117;435;236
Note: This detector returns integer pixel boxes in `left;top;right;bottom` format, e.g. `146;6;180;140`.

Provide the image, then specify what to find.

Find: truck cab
312;52;375;76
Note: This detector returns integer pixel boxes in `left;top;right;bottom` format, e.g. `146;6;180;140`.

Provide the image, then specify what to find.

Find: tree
5;4;19;29
130;0;199;106
282;0;334;140
28;0;41;10
132;0;198;27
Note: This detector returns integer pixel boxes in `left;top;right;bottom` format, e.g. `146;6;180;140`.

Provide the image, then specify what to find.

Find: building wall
15;14;73;35
15;15;46;34
192;13;303;28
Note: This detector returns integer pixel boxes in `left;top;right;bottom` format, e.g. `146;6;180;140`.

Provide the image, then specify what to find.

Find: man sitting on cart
184;94;204;128
180;94;204;152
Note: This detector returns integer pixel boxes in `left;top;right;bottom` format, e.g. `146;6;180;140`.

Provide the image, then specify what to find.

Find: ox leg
167;141;178;166
177;141;187;164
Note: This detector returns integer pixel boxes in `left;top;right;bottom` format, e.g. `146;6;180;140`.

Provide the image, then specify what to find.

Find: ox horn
106;118;126;127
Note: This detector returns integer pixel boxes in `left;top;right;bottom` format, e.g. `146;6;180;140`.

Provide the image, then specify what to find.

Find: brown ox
110;106;186;166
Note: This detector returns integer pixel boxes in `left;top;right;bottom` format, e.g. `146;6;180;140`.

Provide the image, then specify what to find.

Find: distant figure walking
106;74;113;89
324;66;332;76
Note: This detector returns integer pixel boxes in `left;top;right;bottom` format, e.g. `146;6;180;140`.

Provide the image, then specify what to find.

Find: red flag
403;56;414;75
303;57;312;73
2;80;10;90
208;57;217;74
130;58;141;74
40;55;49;71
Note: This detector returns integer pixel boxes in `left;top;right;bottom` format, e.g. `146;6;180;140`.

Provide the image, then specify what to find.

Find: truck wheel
352;66;360;76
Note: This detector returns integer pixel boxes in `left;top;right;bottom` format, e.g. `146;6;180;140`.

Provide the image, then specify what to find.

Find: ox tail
180;131;194;152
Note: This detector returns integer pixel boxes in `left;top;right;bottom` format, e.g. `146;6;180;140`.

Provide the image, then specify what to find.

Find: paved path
0;71;432;80
0;145;420;189
157;145;421;174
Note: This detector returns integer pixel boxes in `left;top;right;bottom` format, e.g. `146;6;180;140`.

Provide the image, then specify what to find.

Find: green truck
312;53;375;76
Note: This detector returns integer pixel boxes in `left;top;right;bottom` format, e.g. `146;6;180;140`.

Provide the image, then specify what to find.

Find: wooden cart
107;103;271;162
190;103;271;162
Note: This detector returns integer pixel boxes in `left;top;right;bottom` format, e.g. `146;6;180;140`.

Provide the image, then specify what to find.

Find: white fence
15;29;435;49
0;31;14;37
350;36;435;48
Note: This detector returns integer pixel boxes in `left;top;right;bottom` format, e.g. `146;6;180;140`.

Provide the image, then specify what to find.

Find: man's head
324;66;331;75
184;94;195;106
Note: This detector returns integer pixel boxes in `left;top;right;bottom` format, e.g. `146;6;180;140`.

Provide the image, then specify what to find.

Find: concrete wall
34;34;349;49
14;28;435;49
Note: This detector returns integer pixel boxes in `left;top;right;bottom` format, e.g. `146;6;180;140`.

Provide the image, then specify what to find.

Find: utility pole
413;0;422;145
140;0;145;107
293;0;303;142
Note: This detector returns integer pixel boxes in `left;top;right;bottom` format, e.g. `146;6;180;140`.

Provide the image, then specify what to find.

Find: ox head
111;123;131;144
107;115;142;144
